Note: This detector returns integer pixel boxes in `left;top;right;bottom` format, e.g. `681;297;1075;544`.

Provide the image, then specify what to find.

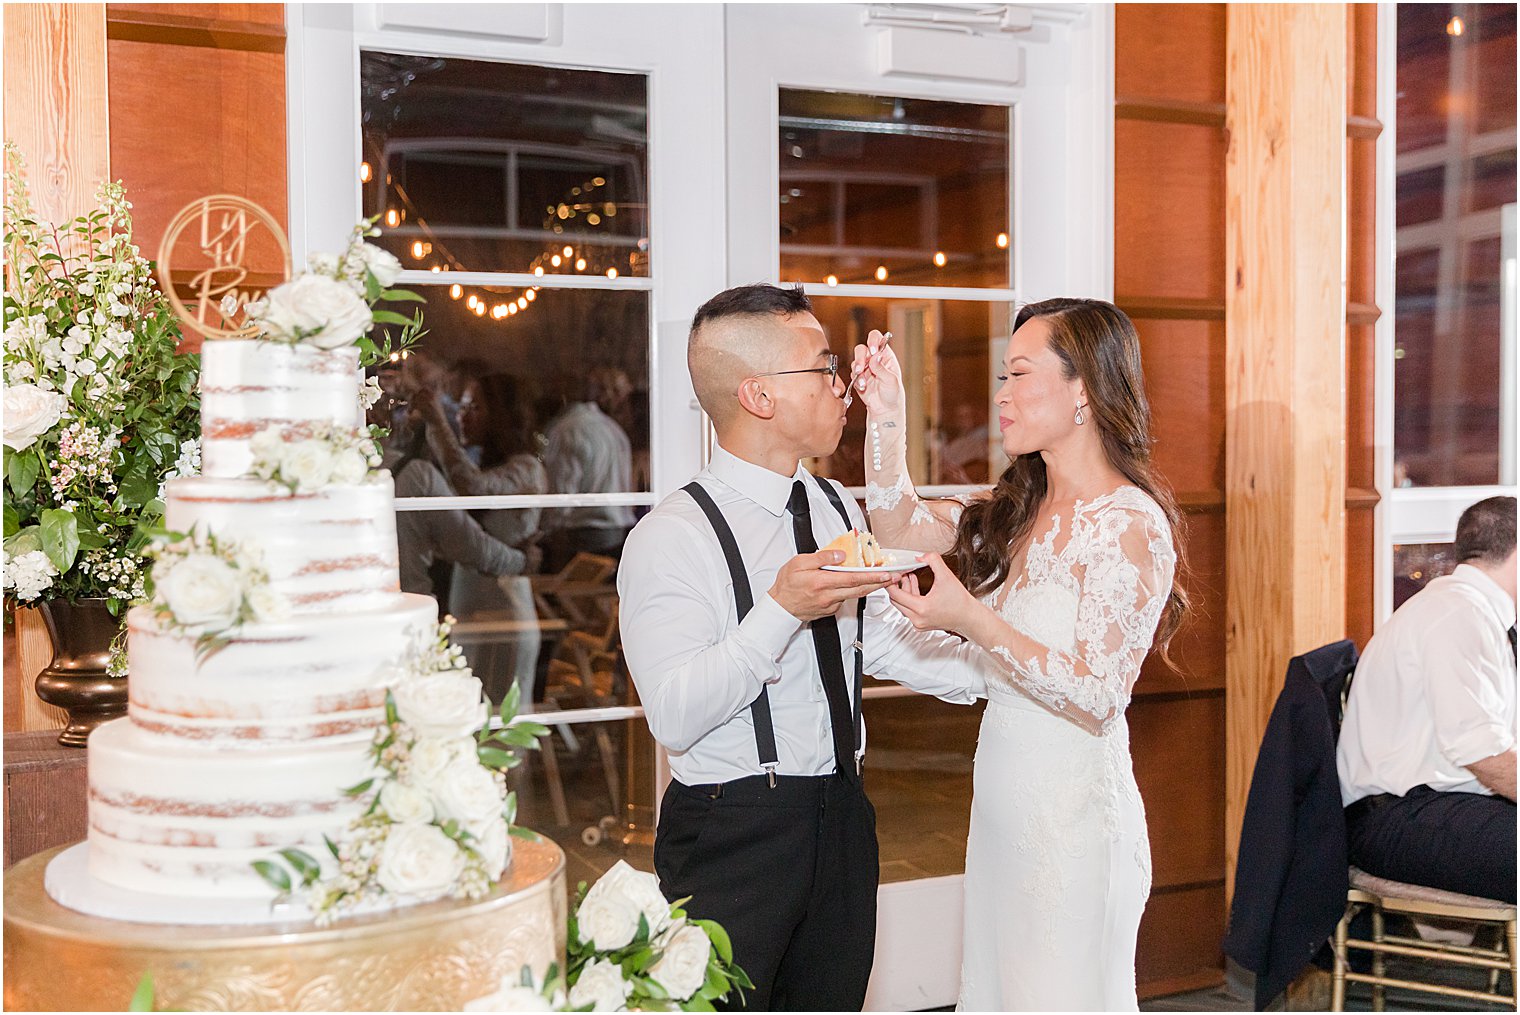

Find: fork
843;331;891;410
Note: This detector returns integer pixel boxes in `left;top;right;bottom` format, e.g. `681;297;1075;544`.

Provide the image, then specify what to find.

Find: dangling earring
1074;404;1085;425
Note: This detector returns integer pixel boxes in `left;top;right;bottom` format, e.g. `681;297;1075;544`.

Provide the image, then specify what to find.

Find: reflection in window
807;296;1010;487
778;90;1011;289
1393;4;1516;487
361;51;649;277
1392;542;1458;609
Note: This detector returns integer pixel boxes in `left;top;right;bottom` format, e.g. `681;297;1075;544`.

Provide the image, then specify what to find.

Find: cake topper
156;195;292;340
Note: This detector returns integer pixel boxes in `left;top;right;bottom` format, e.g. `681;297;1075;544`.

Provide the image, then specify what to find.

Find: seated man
1337;495;1517;902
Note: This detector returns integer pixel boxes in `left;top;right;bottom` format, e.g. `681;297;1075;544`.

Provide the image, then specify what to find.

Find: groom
617;284;985;1010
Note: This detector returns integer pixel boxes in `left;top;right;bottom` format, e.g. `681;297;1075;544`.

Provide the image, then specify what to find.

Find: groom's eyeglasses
753;354;840;384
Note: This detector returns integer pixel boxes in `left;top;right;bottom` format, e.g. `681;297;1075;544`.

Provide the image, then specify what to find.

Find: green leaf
250;860;291;893
7;449;39;497
693;920;732;966
476;745;515;770
3;502;18;538
277;848;322;888
380;287;426;303
508;824;539;841
6;526;44;556
370;309;415;327
384;690;398;725
682;998;716;1012
324;835;341;860
341;777;374;797
39;507;80;572
500;680;521;726
128;972;156;1013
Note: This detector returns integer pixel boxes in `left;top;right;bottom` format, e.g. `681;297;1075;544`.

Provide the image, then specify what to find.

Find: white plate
821;548;923;573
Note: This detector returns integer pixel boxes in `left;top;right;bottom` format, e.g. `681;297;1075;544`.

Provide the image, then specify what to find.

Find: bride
852;298;1187;1011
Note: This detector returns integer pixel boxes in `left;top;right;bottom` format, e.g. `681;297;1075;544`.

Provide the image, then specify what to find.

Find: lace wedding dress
867;469;1176;1011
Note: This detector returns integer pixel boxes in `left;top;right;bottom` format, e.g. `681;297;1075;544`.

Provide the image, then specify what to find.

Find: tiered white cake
76;339;437;905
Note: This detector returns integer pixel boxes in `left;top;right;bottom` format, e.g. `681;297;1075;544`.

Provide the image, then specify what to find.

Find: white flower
464;969;563;1012
219;293;241;319
649;923;712;1001
245;585;290;623
577;886;641;952
329;448;369;485
3;549;58;601
392;671;488;740
307;252;340;277
75;358;97;376
379;780;435;825
280;439;335;491
359;375;383;411
469;817;511;881
589;861;674;942
343;241;403;289
409;736;479;789
156;553;242;629
252;273;373;350
375;823;465;898
3;383;66;451
568;958;631;1013
9;361;35;381
432;757;504;825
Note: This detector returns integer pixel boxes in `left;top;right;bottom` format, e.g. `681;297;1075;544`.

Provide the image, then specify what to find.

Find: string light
562;246;573;258
575;258;587;271
933;251;947;267
360;162;373;183
1446;15;1464;36
534;266;544;277
551;254;562;267
472;303;486;317
385;209;400;228
525;289;536;301
517;296;528;309
605;267;618;279
508;304;519;315
429;265;441;273
492;304;508;319
450;284;463;300
875;265;888;281
826;274;838;287
995;232;1009;249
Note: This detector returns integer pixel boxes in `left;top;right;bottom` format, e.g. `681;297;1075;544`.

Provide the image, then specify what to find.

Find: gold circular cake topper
157;195;293;341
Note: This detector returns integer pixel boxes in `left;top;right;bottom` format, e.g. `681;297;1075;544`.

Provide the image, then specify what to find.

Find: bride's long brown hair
949;298;1190;662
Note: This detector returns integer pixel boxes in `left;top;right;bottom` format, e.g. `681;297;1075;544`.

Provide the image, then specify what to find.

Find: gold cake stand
4;836;566;1011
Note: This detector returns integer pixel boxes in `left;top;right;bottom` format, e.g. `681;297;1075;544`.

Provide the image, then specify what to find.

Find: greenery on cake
1;144;200;624
253;620;548;924
145;526;289;661
246;423;384;494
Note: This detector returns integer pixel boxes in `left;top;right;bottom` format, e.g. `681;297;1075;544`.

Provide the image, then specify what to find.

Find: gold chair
543;602;625;844
1331;865;1516;1011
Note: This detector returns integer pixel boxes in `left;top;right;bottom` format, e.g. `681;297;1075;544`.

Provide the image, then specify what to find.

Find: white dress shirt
1338;564;1518;804
617;444;987;786
544;402;637;531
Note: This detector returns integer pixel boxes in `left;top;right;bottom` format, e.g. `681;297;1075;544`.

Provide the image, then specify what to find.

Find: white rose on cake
3;383;66;451
343;241;403;289
329;448;370;486
468;816;511;881
568;958;632;1012
649;923;712;1001
379;780;435;825
433;756;505;825
245;585;290;624
392;671;488;739
409;735;478;789
375;822;465;898
281;439;335;491
253;274;373;350
158;554;243;629
464;968;563;1012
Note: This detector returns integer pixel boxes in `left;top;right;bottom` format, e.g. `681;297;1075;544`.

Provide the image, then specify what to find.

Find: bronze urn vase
34;598;128;747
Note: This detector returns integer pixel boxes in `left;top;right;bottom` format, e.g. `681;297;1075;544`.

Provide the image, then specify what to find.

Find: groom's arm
617;512;802;753
863;590;988;703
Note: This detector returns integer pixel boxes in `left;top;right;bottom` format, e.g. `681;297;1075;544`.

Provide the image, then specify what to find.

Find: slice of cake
822;528;886;567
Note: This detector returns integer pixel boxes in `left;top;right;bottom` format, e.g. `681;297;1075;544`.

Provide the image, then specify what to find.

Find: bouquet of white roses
2;144;200;617
559;862;752;1012
253;620;548;925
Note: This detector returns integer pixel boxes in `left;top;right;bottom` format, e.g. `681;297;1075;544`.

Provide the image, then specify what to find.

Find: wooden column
1223;4;1348;894
2;3;111;732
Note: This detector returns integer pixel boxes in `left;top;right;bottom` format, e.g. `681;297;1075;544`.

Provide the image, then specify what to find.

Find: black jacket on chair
1223;639;1359;1010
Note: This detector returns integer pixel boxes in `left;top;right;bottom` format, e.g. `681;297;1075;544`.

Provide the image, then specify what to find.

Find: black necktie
1508;625;1516;664
787;480;858;782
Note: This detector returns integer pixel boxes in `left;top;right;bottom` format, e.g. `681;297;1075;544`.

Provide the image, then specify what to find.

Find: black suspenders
682;475;867;784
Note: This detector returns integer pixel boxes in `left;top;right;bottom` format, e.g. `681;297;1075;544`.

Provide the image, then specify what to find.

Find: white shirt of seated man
1338;559;1518;805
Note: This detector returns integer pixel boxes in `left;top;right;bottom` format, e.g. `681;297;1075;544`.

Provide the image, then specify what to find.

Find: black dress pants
1347;786;1517;903
654;772;879;1012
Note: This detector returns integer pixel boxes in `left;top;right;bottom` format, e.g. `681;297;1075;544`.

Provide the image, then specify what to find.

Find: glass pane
778;89;1011;289
1392;541;1457;609
864;690;983;883
509;715;657;894
804;295;1012;487
1393;5;1517;487
361;51;650;277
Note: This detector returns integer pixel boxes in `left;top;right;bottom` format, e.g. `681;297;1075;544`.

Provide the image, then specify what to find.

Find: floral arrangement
243;221;424;368
2;145;200;616
466;861;752;1012
146;527;288;660
247;424;382;493
253;620;548;925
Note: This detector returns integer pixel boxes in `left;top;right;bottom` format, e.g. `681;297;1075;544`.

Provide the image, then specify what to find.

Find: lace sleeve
972;502;1175;736
864;411;978;553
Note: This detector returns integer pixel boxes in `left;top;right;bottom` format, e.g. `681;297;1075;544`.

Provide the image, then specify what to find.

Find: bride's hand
886;553;976;634
850;329;904;416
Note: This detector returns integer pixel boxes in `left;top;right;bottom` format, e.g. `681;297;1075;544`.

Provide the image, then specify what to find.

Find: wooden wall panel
1114;121;1227;303
108;3;283;25
1131;695;1227;887
1136;884;1229;998
1116;4;1227;106
1141;508;1226;695
1138;319;1226;496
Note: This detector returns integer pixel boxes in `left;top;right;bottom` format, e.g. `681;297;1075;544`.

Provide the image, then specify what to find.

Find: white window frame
1377;2;1519;623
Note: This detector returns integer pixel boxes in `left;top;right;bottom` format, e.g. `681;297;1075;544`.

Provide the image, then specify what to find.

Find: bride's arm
894;505;1175;735
855;333;982;553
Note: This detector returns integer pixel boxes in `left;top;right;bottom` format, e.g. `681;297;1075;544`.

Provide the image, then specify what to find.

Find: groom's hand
771;551;895;622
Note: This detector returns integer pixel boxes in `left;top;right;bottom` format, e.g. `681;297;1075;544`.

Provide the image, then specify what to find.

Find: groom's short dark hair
1456;496;1517;565
690;283;811;337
